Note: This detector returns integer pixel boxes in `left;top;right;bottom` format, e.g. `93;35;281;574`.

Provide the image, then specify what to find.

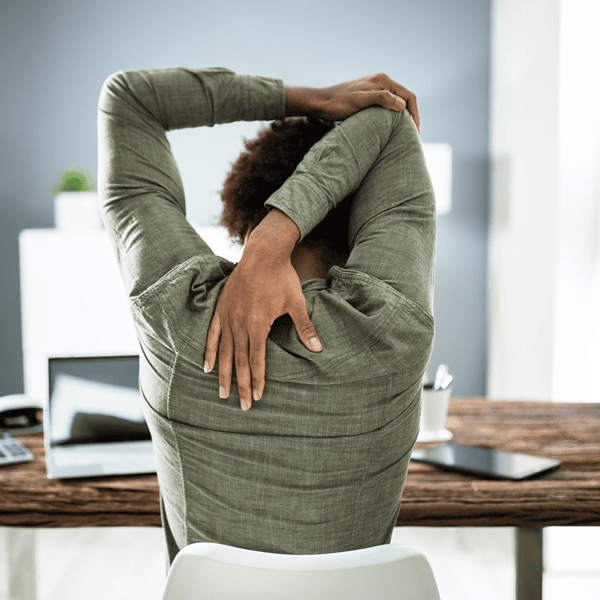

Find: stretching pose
98;67;435;564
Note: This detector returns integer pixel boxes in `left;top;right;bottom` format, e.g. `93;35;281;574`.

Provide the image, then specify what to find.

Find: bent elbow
98;70;127;113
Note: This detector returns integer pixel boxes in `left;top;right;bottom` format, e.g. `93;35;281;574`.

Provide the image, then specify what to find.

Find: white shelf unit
19;229;140;404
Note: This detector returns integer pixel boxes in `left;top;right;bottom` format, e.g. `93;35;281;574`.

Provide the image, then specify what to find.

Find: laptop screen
48;356;150;447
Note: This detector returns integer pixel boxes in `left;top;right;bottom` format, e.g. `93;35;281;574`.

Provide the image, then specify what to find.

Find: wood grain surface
0;435;160;527
399;398;600;528
1;398;599;529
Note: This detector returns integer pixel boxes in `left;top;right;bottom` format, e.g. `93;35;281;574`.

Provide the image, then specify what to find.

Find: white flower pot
54;191;102;230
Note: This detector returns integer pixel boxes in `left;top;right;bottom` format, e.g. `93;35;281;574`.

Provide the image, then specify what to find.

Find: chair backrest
161;542;441;600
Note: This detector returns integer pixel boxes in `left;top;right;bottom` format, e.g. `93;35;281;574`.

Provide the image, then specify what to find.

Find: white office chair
161;542;441;600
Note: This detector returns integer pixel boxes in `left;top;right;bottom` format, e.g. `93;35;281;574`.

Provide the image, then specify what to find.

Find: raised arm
97;67;286;298
204;74;421;410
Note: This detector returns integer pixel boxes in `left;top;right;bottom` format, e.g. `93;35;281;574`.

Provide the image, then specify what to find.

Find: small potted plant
50;165;102;230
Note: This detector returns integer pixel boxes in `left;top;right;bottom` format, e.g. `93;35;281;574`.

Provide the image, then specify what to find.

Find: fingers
235;321;269;410
210;314;268;411
403;92;420;134
372;73;420;134
289;302;322;354
225;327;268;411
249;331;267;403
217;324;234;401
234;333;253;411
396;86;419;134
373;90;406;112
204;311;221;373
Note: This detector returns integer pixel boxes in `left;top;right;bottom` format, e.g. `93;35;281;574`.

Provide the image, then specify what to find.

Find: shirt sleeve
265;106;436;317
97;67;285;298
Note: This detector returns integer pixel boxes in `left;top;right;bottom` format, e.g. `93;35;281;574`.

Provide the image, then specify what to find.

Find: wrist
246;208;300;258
285;86;325;118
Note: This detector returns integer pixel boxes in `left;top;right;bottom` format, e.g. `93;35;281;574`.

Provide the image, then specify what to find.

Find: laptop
45;355;156;479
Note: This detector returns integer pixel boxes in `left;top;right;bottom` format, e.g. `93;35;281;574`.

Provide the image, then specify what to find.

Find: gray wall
0;0;490;397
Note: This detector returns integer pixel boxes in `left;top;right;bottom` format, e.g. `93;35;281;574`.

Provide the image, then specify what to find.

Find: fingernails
253;389;260;402
204;361;209;373
241;398;251;411
309;337;323;352
394;97;405;110
219;386;227;399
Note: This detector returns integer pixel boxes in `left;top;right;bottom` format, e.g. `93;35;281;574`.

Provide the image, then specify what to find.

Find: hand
285;72;420;133
203;209;322;410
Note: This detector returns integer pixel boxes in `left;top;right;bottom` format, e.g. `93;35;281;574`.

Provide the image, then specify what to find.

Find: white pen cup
417;384;453;442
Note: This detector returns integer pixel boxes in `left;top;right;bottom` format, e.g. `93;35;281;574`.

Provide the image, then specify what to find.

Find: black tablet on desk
411;442;561;480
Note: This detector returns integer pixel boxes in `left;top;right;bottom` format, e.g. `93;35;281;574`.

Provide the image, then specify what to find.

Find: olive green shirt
98;67;435;563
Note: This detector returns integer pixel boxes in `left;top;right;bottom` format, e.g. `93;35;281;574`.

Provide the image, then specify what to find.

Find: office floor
22;526;599;599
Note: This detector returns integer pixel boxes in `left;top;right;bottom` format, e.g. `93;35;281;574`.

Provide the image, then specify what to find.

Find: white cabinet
19;230;140;403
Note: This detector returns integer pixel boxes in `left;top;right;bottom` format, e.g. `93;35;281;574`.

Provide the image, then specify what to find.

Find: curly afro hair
219;117;352;265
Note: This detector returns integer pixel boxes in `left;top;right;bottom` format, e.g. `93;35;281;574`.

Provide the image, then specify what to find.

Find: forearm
264;106;394;243
100;68;285;132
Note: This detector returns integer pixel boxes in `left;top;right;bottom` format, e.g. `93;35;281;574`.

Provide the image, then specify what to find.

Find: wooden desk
402;398;600;600
2;398;599;600
401;398;600;528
